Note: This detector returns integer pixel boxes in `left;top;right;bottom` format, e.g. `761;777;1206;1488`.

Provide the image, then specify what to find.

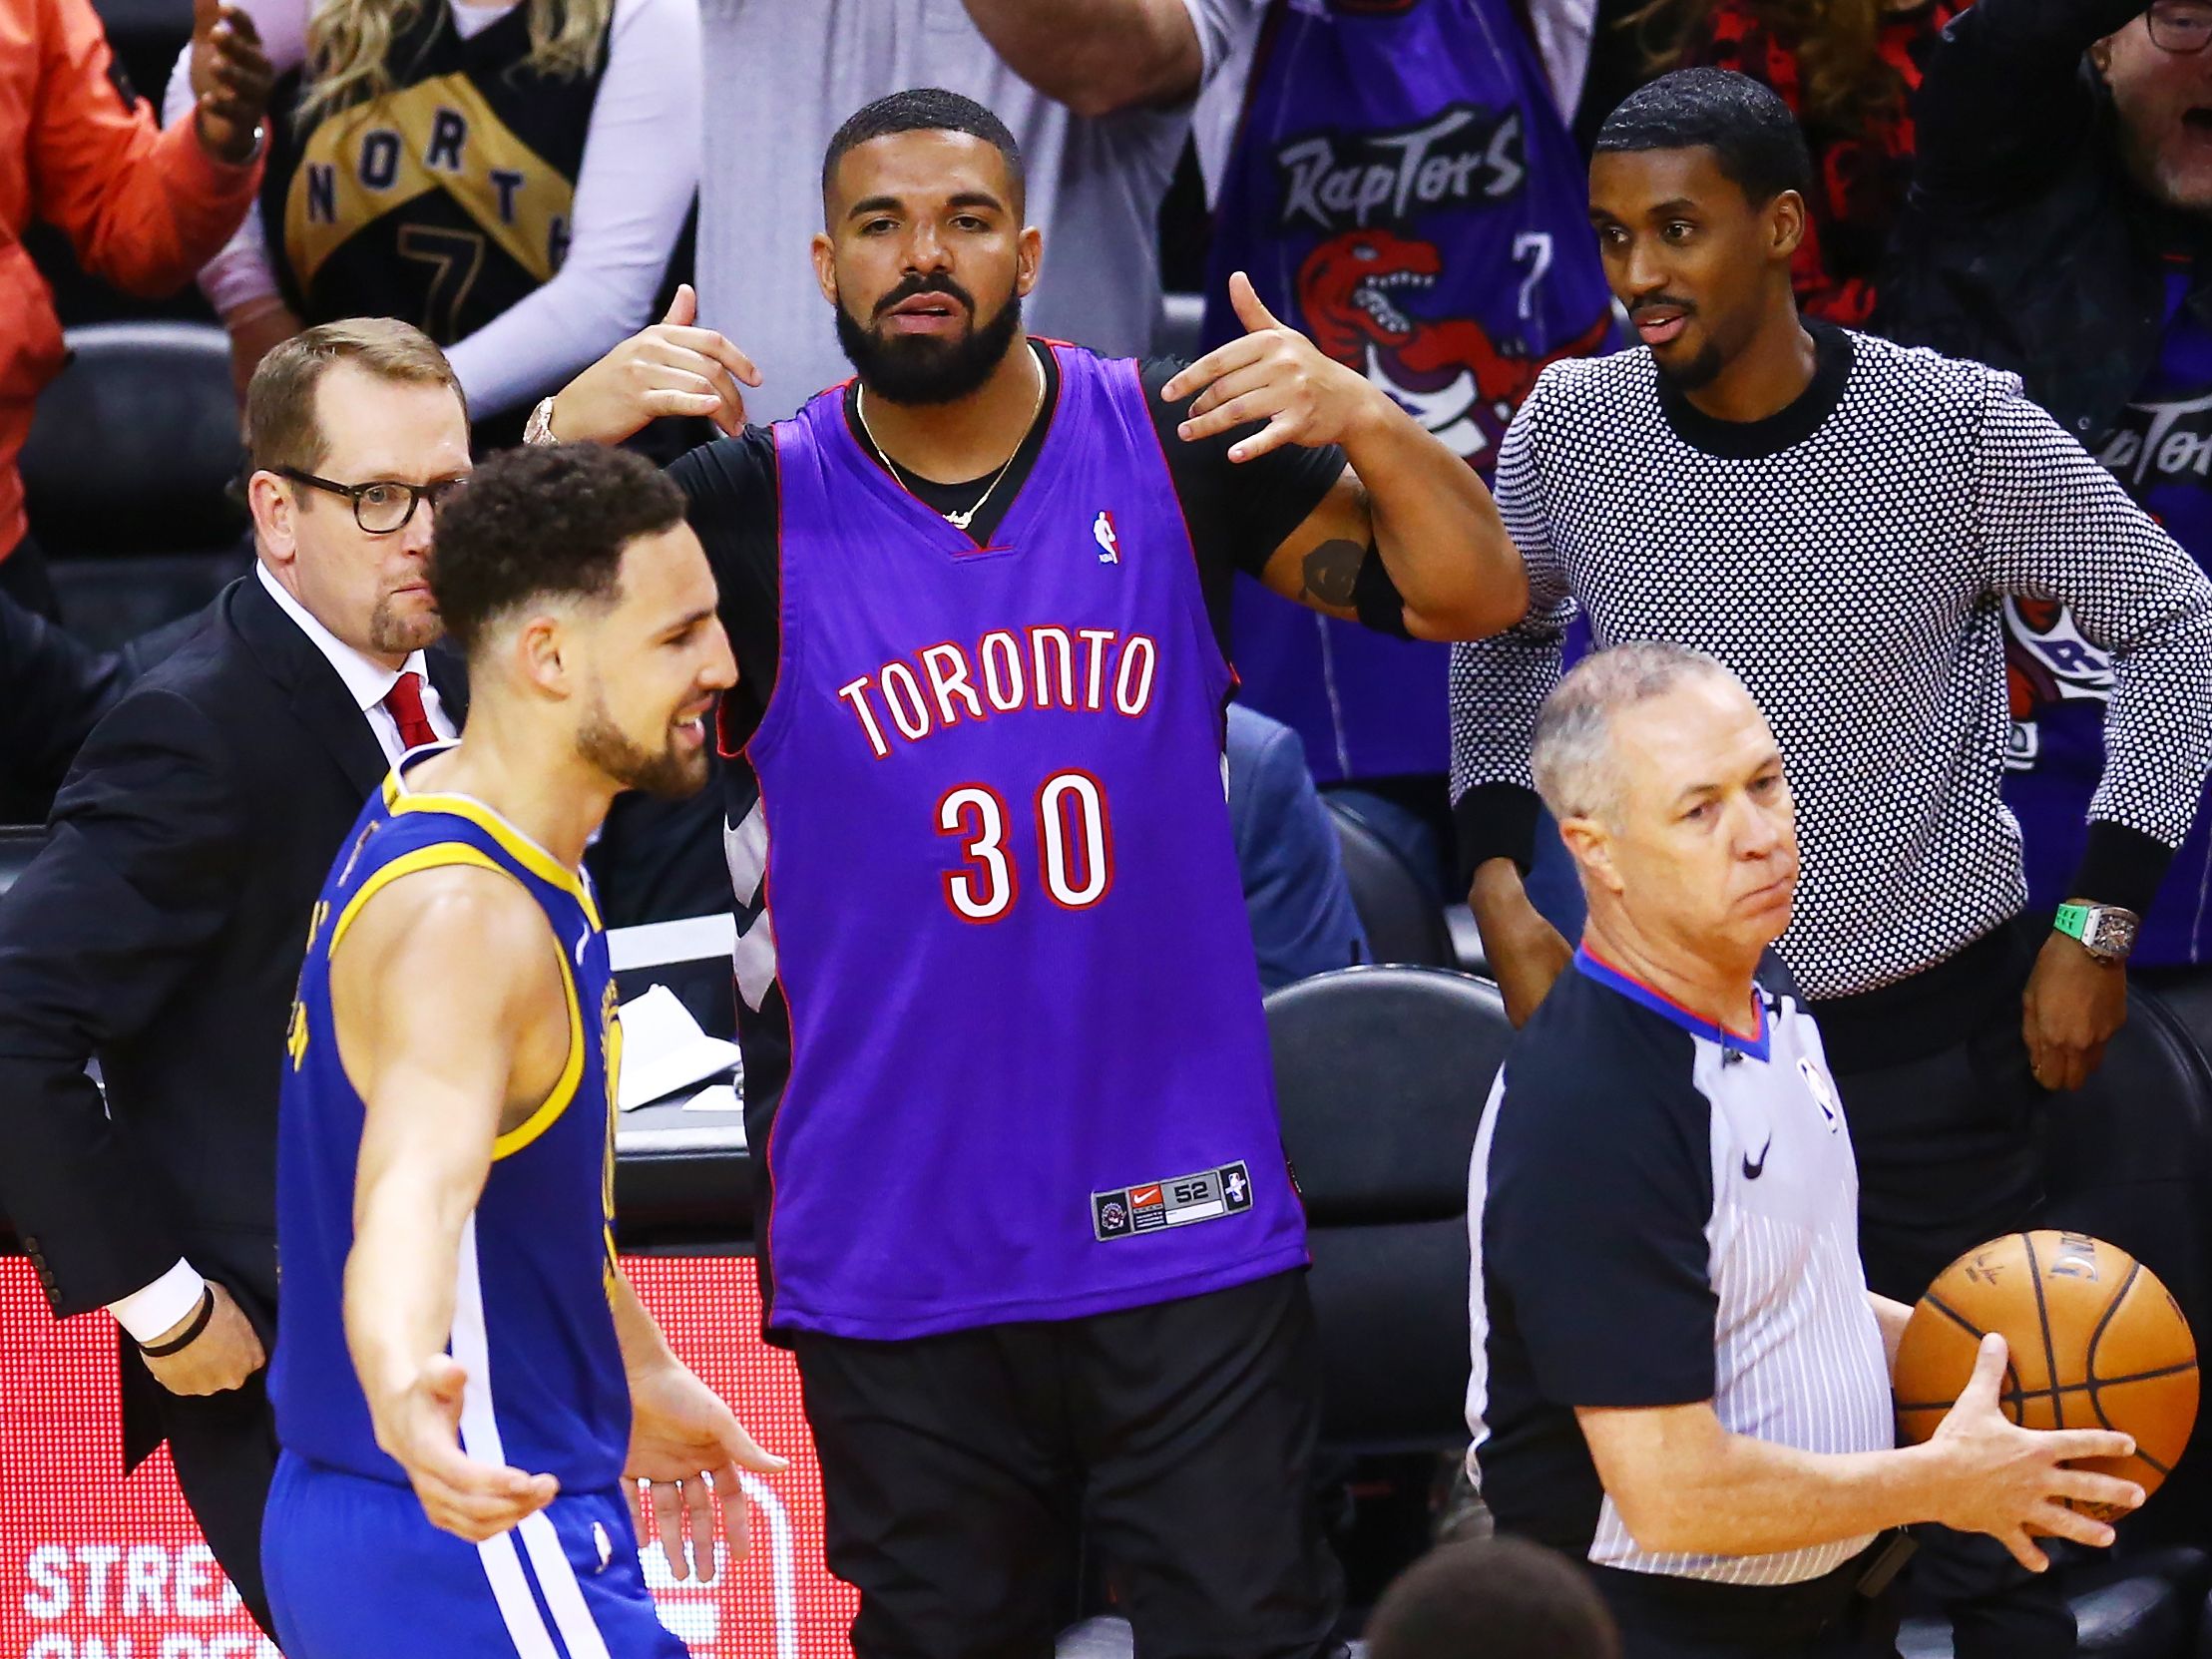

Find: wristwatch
2054;901;2139;964
523;396;559;447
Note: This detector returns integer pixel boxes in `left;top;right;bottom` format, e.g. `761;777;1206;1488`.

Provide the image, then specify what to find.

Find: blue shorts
263;1450;686;1658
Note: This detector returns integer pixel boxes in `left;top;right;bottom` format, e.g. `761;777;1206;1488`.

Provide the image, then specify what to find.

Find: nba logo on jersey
1094;509;1119;563
1798;1054;1842;1131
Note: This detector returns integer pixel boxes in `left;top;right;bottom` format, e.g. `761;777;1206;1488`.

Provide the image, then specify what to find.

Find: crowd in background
9;0;2205;1001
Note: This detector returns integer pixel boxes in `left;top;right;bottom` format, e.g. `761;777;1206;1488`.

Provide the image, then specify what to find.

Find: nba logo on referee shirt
1799;1055;1842;1131
1094;510;1119;563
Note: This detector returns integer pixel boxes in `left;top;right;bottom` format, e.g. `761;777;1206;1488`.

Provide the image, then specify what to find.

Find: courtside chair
1324;796;1460;972
21;322;250;646
1266;964;1512;1452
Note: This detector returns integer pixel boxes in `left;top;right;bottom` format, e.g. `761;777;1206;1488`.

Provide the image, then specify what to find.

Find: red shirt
0;0;261;556
1681;0;1966;324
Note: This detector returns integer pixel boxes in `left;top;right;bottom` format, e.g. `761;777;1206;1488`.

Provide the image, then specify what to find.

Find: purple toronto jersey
746;343;1311;1340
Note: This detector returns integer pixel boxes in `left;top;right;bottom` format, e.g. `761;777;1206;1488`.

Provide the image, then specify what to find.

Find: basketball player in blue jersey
538;88;1531;1657
263;444;783;1658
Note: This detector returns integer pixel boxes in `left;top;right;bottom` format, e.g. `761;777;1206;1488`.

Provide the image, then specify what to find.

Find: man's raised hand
548;285;762;445
189;0;274;166
1161;270;1387;463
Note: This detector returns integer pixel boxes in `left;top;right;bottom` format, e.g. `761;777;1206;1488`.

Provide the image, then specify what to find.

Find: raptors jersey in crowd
260;7;608;358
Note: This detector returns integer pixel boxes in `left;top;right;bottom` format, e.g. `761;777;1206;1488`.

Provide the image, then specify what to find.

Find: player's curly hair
429;444;685;654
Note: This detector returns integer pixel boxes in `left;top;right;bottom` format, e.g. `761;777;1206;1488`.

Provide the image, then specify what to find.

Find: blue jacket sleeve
1229;710;1370;990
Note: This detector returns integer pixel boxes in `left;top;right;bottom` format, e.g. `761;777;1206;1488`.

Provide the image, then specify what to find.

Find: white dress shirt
105;564;458;1345
254;562;456;765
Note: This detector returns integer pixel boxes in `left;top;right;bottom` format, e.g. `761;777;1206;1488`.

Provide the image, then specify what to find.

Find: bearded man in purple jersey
536;87;1527;1659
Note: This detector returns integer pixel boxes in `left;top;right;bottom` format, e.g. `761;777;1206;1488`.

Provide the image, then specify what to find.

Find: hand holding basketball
1163;270;1388;462
1923;1333;2142;1571
373;1353;560;1542
549;284;762;445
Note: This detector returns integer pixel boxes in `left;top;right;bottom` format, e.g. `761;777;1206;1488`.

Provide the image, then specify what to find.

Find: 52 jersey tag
1093;1161;1255;1241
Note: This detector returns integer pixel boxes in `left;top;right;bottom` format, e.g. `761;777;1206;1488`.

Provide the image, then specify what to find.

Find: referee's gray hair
1531;642;1740;821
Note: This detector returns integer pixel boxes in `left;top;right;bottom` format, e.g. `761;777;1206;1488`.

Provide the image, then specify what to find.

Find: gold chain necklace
854;349;1045;533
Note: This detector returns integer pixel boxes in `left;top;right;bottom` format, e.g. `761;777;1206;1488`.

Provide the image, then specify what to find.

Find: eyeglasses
275;467;463;534
2149;0;2212;54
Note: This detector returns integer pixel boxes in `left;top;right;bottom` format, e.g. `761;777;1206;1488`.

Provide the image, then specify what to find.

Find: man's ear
1558;813;1625;896
811;230;839;309
248;471;299;574
1770;189;1808;262
515;615;572;698
1015;224;1044;299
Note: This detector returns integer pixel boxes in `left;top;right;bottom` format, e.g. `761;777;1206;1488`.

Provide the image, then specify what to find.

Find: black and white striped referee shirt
1451;326;2212;1001
1467;949;1893;1585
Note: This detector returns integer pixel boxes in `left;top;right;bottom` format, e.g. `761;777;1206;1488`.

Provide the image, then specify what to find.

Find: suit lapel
228;576;390;801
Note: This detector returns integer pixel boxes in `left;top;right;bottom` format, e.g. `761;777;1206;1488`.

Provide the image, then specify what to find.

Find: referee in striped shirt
1468;645;2143;1658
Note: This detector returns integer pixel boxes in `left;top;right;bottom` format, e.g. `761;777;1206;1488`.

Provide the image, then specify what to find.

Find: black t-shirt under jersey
668;341;1348;748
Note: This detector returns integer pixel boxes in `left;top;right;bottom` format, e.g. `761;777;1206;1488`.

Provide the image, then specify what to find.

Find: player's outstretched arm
1162;270;1528;641
609;1273;788;1582
339;867;566;1541
1576;1335;2142;1572
544;283;762;445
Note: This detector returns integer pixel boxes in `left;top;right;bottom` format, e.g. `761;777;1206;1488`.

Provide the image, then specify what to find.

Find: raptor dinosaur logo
1295;227;1610;464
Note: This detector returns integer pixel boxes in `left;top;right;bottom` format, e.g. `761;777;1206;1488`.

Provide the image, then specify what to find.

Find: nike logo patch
1742;1136;1772;1180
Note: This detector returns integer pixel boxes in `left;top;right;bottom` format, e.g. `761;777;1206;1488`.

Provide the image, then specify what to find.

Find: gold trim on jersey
324;840;589;1162
380;767;603;931
601;977;621;1285
284;73;577;294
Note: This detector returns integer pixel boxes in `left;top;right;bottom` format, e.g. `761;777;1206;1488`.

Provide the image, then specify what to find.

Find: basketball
1893;1231;2200;1519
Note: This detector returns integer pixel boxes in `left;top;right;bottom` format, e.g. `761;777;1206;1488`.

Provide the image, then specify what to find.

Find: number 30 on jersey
937;770;1114;921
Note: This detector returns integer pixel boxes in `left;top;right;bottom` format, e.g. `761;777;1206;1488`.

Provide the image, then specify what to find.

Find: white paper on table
681;1082;741;1115
616;984;741;1111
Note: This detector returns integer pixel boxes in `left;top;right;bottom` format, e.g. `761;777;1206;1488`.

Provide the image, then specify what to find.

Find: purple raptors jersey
1203;0;1624;782
746;343;1309;1340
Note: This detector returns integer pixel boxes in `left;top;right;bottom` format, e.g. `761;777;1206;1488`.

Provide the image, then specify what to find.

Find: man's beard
1651;336;1725;391
836;276;1023;405
577;696;710;799
368;591;441;657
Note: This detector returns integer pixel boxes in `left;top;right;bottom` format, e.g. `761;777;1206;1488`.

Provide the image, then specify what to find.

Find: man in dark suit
0;318;470;1633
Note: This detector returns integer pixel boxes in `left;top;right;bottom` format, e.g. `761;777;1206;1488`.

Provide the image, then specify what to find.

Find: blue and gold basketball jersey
271;744;629;1491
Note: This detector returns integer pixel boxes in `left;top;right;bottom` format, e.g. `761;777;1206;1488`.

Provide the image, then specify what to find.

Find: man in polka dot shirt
1451;69;2212;1659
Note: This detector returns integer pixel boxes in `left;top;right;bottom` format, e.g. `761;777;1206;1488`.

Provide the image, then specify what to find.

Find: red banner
0;1257;857;1657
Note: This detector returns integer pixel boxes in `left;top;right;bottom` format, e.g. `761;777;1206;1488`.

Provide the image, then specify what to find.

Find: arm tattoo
1300;538;1369;609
